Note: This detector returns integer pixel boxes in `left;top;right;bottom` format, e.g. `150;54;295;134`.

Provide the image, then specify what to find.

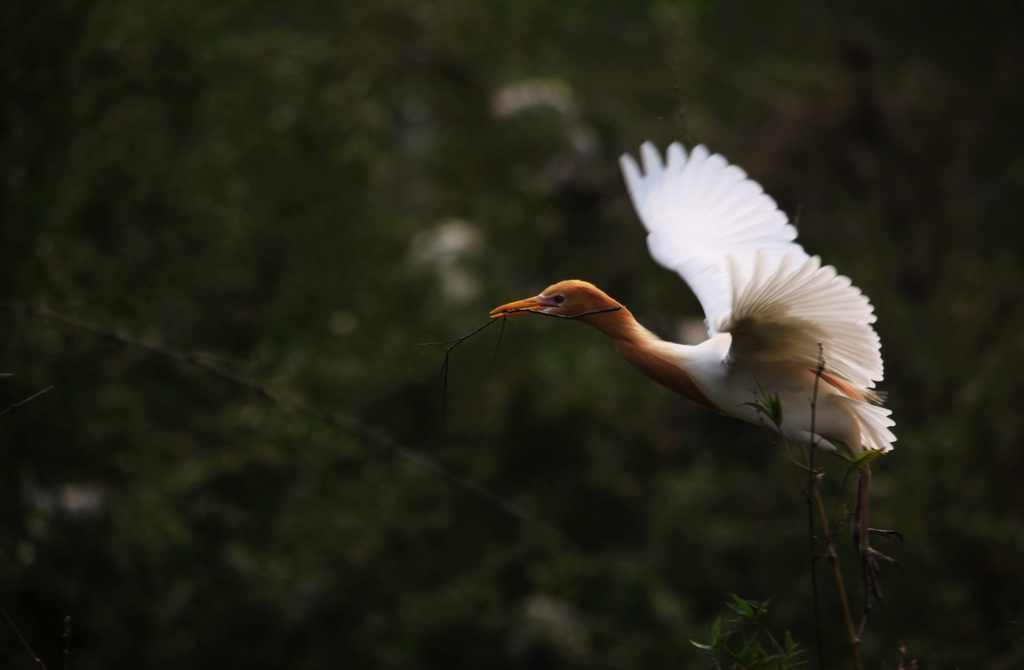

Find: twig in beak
420;305;621;420
492;316;512;365
419;317;502;421
493;306;622;320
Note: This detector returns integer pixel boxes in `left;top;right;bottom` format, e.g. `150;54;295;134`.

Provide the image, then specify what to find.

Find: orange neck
580;306;721;413
575;304;642;340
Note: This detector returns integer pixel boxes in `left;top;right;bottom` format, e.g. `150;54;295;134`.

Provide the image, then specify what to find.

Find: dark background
2;0;1023;667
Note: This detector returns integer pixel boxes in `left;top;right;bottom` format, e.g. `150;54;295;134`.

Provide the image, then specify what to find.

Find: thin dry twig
420;318;502;420
492;315;511;365
897;644;919;670
62;615;70;670
0;386;55;417
769;343;860;669
666;55;692;147
803;344;861;669
419;306;621;420
493;306;622;320
807;344;825;670
0;605;48;670
0;298;577;551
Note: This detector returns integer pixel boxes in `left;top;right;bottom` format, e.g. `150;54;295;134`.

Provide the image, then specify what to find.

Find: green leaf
743;400;770;416
710;616;722;645
746;379;784;427
785;630;798;652
726;594;755;618
846;448;884;475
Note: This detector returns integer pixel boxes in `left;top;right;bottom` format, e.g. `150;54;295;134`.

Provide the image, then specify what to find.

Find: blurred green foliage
690;595;805;669
2;0;1023;668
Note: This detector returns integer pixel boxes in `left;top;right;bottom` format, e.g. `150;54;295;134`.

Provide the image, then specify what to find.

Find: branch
419;318;501;420
0;386;55;417
62;616;70;670
0;298;576;551
491;306;622;320
418;307;620;420
0;605;48;670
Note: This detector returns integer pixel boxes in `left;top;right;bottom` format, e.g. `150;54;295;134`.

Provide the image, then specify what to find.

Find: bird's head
489;280;624;326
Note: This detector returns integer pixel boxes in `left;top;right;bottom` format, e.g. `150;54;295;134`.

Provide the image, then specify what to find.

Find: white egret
491;142;897;610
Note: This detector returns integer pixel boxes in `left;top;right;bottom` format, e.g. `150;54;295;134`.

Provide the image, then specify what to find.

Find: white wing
720;252;884;389
620;142;808;333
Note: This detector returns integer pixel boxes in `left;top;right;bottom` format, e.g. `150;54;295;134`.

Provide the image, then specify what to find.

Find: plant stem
806;446;824;669
807;346;825;670
811;484;862;669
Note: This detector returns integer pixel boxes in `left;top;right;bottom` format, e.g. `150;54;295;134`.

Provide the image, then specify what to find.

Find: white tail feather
834;396;896;453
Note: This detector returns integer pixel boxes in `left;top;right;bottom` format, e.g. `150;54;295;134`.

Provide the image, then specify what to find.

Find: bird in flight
490;142;897;608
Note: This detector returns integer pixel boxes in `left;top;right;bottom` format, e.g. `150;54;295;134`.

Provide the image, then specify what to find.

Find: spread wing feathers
620;142;808;333
834;396;896;453
719;252;884;390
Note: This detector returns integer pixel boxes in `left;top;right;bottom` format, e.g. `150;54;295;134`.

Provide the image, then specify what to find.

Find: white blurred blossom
508;593;590;660
492;79;576;117
409;219;484;304
491;79;598;158
25;483;105;517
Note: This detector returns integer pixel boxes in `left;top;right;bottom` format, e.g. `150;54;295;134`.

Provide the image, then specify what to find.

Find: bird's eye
554;295;565;304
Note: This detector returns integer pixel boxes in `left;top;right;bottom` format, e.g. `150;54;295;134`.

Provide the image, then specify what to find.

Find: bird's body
511;282;892;457
489;141;899;612
607;311;884;454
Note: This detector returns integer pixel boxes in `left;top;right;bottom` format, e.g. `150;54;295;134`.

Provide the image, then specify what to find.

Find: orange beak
489;295;557;318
